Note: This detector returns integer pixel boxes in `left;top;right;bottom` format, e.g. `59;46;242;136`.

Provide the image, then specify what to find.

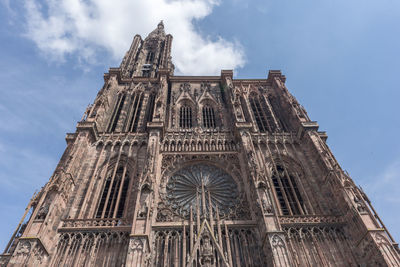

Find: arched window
202;106;216;128
108;94;126;132
271;165;305;215
146;93;156;124
179;105;192;128
125;92;143;132
96;166;130;218
249;94;276;133
146;51;154;63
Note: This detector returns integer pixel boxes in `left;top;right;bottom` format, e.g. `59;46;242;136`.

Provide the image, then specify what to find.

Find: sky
1;0;399;249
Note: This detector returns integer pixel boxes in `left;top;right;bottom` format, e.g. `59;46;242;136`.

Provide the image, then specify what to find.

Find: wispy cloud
365;158;400;203
363;157;400;240
1;0;16;19
22;0;245;75
0;141;56;190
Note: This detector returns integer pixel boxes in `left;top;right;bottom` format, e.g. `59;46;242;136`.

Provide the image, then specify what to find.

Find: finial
158;20;164;29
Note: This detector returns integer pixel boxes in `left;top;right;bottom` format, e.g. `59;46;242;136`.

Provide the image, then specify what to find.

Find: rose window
166;164;239;218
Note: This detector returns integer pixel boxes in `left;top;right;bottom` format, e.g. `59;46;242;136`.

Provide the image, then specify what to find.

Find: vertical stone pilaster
125;236;149;267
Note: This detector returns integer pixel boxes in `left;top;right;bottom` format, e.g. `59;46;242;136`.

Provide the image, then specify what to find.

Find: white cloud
362;157;400;242
0;141;56;190
23;0;245;75
365;158;400;204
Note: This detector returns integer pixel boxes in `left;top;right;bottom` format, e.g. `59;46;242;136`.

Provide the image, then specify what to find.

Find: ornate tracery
125;92;144;132
96;166;130;219
179;105;193;128
150;162;266;266
165;164;239;218
271;164;306;216
249;93;277;133
202;105;216;128
107;93;126;132
284;226;358;266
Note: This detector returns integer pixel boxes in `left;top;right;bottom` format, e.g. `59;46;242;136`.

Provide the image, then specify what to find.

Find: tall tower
1;22;399;267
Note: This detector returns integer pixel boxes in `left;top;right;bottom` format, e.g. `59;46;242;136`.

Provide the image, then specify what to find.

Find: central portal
152;162;267;266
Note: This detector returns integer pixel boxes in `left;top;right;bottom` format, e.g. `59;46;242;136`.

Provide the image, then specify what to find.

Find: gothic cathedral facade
1;22;399;267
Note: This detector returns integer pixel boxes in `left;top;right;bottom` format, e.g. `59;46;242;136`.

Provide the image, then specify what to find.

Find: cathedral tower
1;22;399;267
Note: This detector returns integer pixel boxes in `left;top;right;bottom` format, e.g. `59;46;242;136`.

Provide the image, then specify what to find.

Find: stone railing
61;218;130;230
279;215;344;226
251;132;298;143
161;130;237;153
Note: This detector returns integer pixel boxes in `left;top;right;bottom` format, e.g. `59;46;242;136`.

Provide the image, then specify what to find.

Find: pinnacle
158;20;164;29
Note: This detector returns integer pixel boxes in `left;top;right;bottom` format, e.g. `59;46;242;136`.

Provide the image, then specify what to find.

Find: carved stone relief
130;238;144;251
15;240;31;256
13;239;49;265
157;154;251;222
165;164;239;218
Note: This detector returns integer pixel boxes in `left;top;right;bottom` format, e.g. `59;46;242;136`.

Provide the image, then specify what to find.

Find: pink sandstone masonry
1;22;399;267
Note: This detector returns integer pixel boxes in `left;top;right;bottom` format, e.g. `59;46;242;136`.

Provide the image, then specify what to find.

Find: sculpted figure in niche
234;102;244;120
200;233;214;266
353;195;367;213
36;201;50;220
258;182;273;215
138;184;151;218
262;199;273;214
154;101;162;119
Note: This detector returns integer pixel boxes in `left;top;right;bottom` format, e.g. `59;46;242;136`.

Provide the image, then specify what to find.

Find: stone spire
120;21;174;78
145;20;165;40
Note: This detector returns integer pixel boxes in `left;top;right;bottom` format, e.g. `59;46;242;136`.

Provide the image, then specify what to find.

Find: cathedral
1;21;399;267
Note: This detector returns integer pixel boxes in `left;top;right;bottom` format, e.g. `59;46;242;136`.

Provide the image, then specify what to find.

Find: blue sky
1;0;399;248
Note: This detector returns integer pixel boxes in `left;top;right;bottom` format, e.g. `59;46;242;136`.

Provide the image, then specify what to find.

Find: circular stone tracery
166;164;239;218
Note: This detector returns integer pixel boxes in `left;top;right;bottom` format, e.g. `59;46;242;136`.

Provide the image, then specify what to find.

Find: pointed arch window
249;94;276;133
271;165;305;215
179;105;192;128
146;51;154;63
107;94;126;132
125;92;143;132
96;166;130;218
202;106;216;128
146;93;156;124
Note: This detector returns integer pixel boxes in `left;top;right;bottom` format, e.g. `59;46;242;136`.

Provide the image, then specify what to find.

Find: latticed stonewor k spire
120;20;174;79
1;22;399;266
